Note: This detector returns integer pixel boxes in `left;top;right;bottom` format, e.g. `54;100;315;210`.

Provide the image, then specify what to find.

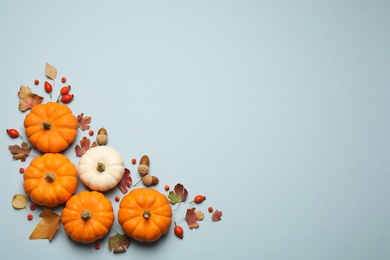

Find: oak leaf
211;210;223;222
77;113;92;131
29;208;61;241
184;207;204;229
12;194;28;209
108;232;131;253
118;168;132;194
45;62;57;80
8;142;32;162
75;136;97;157
18;86;44;111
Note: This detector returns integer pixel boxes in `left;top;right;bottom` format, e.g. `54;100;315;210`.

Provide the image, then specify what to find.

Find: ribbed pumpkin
118;188;172;242
78;146;125;191
61;191;115;243
23;153;78;207
24;101;78;153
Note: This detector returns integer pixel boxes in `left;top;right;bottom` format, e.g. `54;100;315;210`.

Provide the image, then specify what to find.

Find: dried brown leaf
12;194;28;209
8;142;32;162
45;62;57;80
29;208;61;240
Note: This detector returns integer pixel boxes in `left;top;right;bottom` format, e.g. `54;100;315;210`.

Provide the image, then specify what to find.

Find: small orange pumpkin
24;101;78;153
118;188;172;242
23;153;78;207
61;191;115;243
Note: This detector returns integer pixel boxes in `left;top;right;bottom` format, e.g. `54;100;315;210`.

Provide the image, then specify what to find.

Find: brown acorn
138;155;150;177
142;175;159;186
96;127;108;145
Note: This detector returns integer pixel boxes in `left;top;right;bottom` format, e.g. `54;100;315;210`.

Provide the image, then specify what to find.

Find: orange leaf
29;208;61;241
18;86;44;111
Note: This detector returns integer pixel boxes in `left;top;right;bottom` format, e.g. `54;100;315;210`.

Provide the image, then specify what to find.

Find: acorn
138;155;150;177
142;175;159;186
96;127;108;145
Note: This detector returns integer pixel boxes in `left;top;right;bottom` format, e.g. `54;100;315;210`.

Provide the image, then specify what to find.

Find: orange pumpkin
118;188;172;242
61;191;115;243
24;101;78;153
23;153;78;207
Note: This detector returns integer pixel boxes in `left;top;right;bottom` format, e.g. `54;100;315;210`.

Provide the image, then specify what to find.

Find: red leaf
211;210;222;222
77;113;92;131
75;136;96;157
8;142;32;162
18;86;44;112
118;168;132;194
184;207;204;229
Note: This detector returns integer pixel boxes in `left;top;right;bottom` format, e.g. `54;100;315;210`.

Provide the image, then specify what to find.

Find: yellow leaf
45;62;57;80
12;194;28;209
29;208;61;241
17;86;44;112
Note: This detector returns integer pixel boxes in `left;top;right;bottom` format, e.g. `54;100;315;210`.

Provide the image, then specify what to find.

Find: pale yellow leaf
45;62;57;80
12;194;28;209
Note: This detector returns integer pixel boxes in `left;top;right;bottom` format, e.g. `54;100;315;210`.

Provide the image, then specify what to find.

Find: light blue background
1;0;390;259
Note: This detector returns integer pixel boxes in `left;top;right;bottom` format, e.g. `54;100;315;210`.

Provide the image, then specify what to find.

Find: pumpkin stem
143;210;151;219
96;162;105;172
44;173;56;183
41;122;52;130
80;210;93;221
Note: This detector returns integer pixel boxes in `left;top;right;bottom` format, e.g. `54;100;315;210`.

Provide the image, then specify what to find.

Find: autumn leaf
167;183;188;208
77;113;92;131
108;232;131;253
184;207;204;229
45;62;57;80
29;208;61;241
211;210;222;222
75;136;97;157
12;194;28;209
118;168;132;194
8;142;32;162
18;86;44;111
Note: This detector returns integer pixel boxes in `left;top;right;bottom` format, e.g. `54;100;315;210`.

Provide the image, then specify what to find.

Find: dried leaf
77;113;92;131
12;194;28;209
75;136;97;157
184;207;204;229
167;183;188;204
8;142;32;162
211;210;222;222
29;208;61;240
18;86;44;111
118;168;132;194
45;62;57;80
108;232;131;253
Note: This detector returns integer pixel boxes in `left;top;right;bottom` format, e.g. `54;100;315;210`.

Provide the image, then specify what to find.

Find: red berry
208;206;213;213
174;223;183;239
61;94;74;103
89;130;94;136
34;79;39;85
164;185;170;191
30;204;36;211
193;195;206;204
94;243;100;250
60;85;71;95
44;81;53;94
19;167;25;173
27;214;33;220
115;196;120;202
6;129;19;138
131;158;137;164
61;77;67;83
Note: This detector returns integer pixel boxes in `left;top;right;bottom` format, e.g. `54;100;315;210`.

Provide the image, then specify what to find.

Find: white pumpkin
78;146;124;191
